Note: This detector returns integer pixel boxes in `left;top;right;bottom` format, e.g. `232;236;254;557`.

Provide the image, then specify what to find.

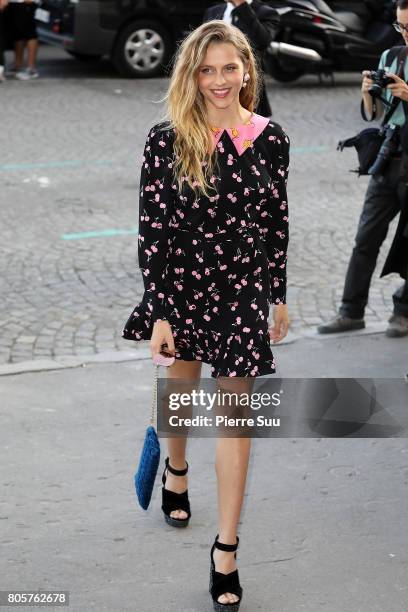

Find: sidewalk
1;322;406;378
0;330;407;612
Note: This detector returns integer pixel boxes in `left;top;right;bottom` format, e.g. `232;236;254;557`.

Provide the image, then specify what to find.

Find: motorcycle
264;0;402;82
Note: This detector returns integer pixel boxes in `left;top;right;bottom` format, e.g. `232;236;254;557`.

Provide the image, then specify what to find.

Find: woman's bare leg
27;38;39;70
163;359;202;519
14;41;25;71
213;376;254;604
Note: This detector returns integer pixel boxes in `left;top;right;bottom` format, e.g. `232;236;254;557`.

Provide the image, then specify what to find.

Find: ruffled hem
122;298;164;341
173;324;276;378
122;304;276;378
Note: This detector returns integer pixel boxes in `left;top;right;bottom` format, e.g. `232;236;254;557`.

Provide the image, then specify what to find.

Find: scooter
264;0;402;82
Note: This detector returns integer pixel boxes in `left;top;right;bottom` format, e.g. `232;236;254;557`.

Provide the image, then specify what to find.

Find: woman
122;20;290;611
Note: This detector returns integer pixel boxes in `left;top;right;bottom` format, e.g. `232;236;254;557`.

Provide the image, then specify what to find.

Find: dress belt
171;224;261;243
170;223;270;274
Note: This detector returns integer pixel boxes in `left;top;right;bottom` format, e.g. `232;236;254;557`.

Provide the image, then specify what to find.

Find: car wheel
112;19;171;78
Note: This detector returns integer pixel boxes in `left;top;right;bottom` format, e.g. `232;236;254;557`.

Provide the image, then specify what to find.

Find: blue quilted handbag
134;364;161;510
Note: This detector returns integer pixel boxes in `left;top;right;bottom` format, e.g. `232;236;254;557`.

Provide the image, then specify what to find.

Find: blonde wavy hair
158;20;261;197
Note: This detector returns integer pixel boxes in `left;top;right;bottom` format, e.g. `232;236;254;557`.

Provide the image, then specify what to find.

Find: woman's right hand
150;319;176;360
362;70;374;94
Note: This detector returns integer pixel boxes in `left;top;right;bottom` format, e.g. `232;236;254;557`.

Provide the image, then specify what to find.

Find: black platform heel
161;456;191;528
209;534;243;611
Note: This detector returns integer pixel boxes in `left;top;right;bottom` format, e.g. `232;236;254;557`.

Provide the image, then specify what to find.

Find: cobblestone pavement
0;45;404;365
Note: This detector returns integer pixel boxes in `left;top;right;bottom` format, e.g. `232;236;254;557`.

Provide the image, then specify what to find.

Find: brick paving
0;46;404;365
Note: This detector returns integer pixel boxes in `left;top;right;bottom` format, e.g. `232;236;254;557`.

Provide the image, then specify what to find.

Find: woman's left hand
385;73;408;101
268;304;290;343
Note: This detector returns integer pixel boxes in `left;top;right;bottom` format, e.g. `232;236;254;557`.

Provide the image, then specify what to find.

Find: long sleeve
263;126;290;305
137;123;174;322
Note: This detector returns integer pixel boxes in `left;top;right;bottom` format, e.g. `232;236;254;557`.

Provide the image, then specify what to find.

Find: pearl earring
242;73;250;88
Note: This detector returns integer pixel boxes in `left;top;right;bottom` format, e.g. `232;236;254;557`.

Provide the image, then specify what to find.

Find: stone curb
0;324;392;377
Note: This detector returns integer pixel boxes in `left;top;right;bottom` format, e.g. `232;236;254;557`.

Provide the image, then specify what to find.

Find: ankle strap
165;456;188;476
214;534;239;552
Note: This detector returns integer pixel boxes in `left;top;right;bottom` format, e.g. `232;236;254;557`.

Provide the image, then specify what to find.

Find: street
1;44;407;612
0;45;404;365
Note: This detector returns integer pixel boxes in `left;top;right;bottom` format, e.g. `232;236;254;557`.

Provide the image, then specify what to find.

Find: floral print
122;112;290;378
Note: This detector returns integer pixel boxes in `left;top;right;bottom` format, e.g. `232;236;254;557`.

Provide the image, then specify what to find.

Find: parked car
34;0;215;77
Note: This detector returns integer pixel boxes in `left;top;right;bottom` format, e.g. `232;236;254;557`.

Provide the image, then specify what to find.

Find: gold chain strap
150;363;160;426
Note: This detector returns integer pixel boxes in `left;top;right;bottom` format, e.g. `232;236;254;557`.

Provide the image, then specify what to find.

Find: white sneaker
15;69;29;80
15;68;39;80
27;68;39;79
0;66;5;83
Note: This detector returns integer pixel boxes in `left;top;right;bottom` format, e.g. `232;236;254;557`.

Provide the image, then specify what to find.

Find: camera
368;124;400;177
367;69;395;98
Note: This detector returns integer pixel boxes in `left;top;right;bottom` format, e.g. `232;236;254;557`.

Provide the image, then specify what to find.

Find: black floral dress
122;112;290;378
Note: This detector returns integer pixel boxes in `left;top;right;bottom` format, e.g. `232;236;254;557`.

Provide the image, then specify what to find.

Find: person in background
203;0;280;117
8;0;39;80
0;0;8;82
318;0;408;337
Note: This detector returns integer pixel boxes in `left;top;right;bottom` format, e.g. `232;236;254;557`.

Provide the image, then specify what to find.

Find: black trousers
339;157;408;319
0;11;5;66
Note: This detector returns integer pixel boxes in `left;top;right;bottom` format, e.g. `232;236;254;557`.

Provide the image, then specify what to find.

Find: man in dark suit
203;0;280;117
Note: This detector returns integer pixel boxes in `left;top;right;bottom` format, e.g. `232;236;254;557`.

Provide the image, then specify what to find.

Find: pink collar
209;112;270;156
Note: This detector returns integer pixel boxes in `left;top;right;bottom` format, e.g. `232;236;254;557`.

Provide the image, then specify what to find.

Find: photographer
318;0;408;338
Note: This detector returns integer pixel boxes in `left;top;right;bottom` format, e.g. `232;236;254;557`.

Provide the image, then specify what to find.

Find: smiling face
197;41;247;111
396;7;408;44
